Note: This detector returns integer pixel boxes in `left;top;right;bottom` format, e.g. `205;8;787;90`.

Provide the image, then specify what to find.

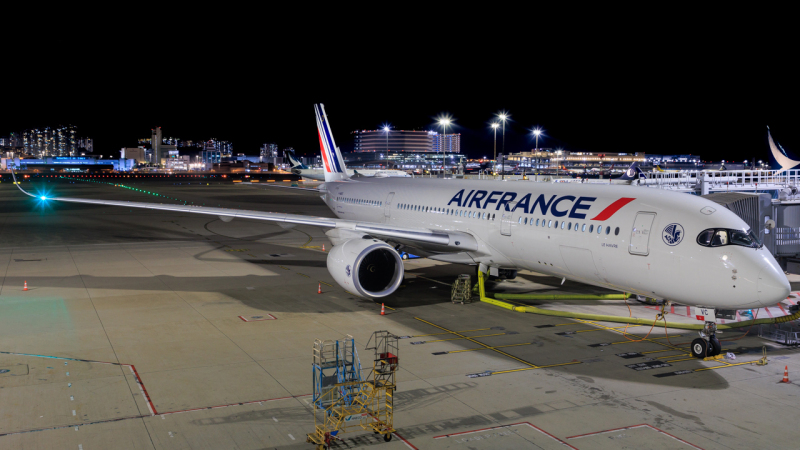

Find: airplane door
383;192;395;222
629;212;656;256
500;202;517;236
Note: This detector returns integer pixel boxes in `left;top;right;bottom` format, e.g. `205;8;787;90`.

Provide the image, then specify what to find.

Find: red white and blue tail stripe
314;104;349;182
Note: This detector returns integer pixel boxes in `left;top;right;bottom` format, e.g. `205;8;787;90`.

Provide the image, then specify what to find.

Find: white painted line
74;427;78;431
168;432;174;438
72;410;76;416
70;396;74;401
78;445;83;450
288;434;295;440
273;417;278;422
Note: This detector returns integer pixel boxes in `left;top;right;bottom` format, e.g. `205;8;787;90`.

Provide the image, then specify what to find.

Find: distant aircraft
768;127;800;174
13;104;790;360
286;149;409;180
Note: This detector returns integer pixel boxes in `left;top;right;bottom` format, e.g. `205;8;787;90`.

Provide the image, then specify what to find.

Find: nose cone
758;263;791;305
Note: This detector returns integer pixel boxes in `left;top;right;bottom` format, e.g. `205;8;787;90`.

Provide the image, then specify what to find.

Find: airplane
12;103;790;359
285;148;410;180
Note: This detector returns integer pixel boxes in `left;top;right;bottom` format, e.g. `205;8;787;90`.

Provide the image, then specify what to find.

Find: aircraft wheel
709;336;722;356
384;433;393;442
691;338;708;358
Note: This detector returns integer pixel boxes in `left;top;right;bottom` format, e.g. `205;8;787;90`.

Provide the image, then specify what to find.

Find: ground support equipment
307;331;398;449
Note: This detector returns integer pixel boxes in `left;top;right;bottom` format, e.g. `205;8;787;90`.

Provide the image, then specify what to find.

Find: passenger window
615;227;620;236
518;217;522;224
483;213;487;219
492;214;495;220
536;218;540;226
597;226;603;234
589;225;594;233
567;222;572;230
605;227;610;235
555;221;559;228
561;221;565;229
548;220;553;228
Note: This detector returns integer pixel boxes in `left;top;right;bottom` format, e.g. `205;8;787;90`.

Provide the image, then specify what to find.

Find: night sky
6;37;798;164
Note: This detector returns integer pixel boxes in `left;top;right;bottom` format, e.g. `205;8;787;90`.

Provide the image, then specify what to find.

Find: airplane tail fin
284;148;308;169
314;104;349;182
655;165;665;172
618;162;646;181
767;127;800;174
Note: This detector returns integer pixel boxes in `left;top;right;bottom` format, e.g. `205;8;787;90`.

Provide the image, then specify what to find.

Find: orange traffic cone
781;365;790;383
318;283;322;294
381;303;385;315
322;244;325;252
23;281;28;291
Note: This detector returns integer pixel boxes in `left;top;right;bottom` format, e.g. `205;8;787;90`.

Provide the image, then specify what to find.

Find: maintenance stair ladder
307;332;398;449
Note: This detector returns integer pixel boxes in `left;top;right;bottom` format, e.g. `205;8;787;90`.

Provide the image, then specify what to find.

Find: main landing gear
690;319;722;359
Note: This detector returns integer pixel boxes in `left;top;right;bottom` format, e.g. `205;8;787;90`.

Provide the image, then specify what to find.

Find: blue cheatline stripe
319;105;344;173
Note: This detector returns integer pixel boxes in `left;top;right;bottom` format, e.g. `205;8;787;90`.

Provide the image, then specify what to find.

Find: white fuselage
322;177;789;310
294;168;410;181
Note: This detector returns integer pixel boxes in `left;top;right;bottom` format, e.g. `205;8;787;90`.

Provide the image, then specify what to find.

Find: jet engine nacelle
327;238;404;298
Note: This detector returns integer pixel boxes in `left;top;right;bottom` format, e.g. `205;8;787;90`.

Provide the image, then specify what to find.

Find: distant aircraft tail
767;127;800;174
618;162;646;181
655;165;666;172
284;148;308;169
314;104;349;182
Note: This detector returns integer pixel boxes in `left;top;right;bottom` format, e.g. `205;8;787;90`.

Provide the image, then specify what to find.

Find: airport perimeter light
491;123;500;171
383;125;391;152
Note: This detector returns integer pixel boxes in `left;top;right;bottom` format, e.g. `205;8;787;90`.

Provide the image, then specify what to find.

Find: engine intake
327;238;404;298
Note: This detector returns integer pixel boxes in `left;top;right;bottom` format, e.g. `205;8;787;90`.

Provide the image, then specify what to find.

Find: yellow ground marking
408;328;493;338
297;273;310;278
576;319;686;353
490;360;583;375
574;325;643;333
446;342;536;354
423;333;508;343
278;266;291;270
318;281;333;287
415;276;452;287
415;318;539;368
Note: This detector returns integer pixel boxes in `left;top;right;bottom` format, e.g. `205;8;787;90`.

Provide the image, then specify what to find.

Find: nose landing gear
691;320;722;358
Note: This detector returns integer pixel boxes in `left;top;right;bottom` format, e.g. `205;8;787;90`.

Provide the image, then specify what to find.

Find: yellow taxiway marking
296;273;310;278
423;333;508;343
491;360;583;375
574;325;643;333
415;276;452;287
409;328;494;338
415;318;539;368
641;348;683;355
446;342;536;354
318;281;333;287
577;319;685;352
694;360;758;371
278;266;291;271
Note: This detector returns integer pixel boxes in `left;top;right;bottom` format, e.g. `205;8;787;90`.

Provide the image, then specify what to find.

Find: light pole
497;112;508;157
383;126;390;154
532;128;542;150
491;123;499;175
438;118;451;174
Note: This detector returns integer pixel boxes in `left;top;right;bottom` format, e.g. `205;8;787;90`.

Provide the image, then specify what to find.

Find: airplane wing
11;173;477;253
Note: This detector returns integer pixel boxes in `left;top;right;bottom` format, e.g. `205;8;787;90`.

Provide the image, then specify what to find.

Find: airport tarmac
1;177;800;450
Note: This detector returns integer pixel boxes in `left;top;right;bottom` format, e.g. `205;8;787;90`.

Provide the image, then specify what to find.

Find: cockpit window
697;228;762;248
